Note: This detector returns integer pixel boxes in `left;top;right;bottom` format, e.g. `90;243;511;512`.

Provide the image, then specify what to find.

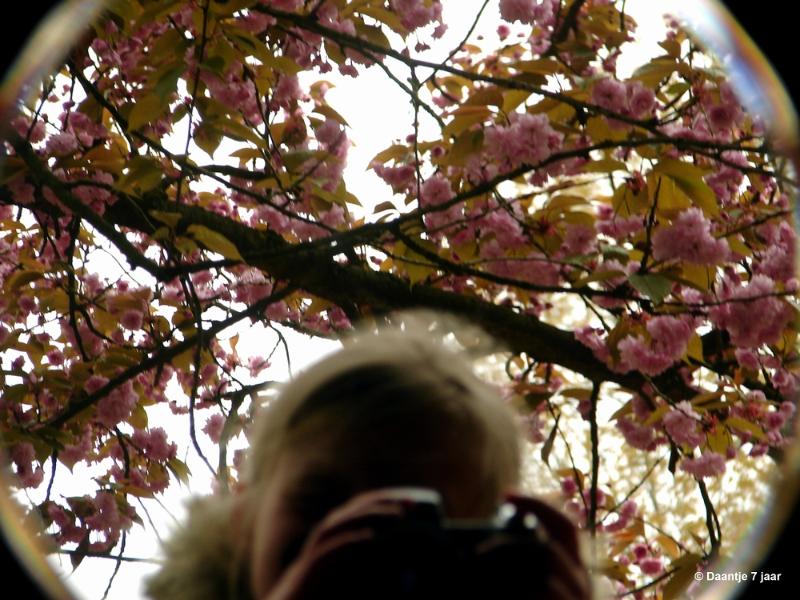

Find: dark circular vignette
1;9;58;600
1;3;799;599
718;2;800;598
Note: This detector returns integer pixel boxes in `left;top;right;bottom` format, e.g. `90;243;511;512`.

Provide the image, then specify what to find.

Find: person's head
238;327;522;597
146;320;522;600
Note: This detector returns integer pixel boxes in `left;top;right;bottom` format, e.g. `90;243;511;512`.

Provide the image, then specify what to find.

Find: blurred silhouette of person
146;320;591;600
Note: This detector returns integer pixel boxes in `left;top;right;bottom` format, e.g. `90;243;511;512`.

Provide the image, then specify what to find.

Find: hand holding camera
264;488;592;600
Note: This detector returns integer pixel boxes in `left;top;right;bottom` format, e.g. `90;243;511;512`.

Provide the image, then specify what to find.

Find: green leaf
628;273;673;304
186;224;243;260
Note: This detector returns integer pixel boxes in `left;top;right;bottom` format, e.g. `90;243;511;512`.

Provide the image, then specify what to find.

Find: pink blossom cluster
679;451;726;479
92;378;139;428
85;491;132;538
472;200;527;248
10;115;46;144
202;66;262;124
615;396;666;451
485;112;563;173
480;239;560;287
709;274;792;348
89;16;171;89
602;499;638;533
109;462;169;495
700;82;743;136
73;172;117;215
755;220;796;283
271;75;305;111
629;543;664;576
616;416;657;450
419;174;464;236
560;223;597;256
704;152;746;204
651;208;730;265
596;205;645;240
617;315;693;376
46;502;85;545
203;413;226;443
59;426;94;469
131;427;177;462
591;78;657;119
499;0;558;29
575;326;611;365
390;0;445;36
372;163;416;193
662;401;705;448
233;268;274;305
10;442;44;488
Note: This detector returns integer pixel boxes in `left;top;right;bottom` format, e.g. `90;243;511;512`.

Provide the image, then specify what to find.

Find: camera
301;488;549;599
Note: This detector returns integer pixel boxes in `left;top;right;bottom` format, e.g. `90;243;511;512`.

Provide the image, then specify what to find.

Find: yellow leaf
313;104;349;126
657;534;682;560
631;57;679;88
654;159;718;217
444;106;491;137
586;116;628;143
229;147;264;163
610;399;633;421
726;234;752;257
690;391;723;407
651;174;691;214
680;263;714;291
725;416;766;441
707;426;730;455
370;143;408;165
502;89;531;113
447;129;483;166
186;225;243;261
581;159;628;173
173;236;198;255
128;94;167;131
149;210;183;229
685;333;704;363
4;270;44;292
644;403;670;427
464;87;504;108
514;58;561;75
115;156;163;193
663;554;703;600
129;404;148;430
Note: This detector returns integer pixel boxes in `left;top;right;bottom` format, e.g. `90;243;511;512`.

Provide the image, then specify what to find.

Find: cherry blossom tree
1;1;797;597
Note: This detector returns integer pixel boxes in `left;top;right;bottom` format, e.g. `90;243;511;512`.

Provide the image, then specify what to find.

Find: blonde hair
146;316;522;600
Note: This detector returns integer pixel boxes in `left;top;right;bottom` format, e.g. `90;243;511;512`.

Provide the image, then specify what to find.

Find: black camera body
305;489;548;598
